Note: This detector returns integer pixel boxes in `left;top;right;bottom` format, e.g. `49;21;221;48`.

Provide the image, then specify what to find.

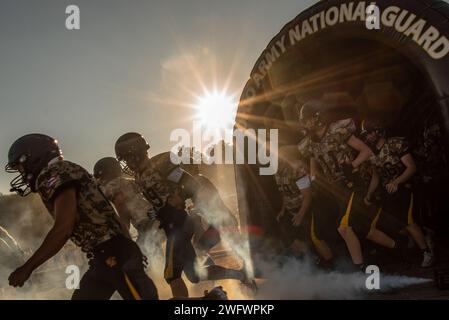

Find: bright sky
0;0;319;193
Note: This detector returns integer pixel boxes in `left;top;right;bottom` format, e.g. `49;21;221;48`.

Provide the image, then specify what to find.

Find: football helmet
5;134;62;196
114;132;150;175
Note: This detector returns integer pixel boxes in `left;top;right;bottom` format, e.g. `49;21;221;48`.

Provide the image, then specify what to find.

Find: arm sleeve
167;167;184;184
296;175;311;190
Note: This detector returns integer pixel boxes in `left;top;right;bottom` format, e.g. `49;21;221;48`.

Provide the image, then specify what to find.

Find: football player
275;146;332;264
5;134;158;300
93;157;164;268
297;137;340;269
361;122;434;267
93;157;221;272
114;132;255;298
298;101;397;271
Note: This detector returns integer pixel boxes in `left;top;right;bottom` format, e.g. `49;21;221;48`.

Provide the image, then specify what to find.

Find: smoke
182;180;433;300
197;227;431;300
207;221;432;300
192;180;255;279
138;225;223;300
250;256;431;300
0;194;87;300
173;232;431;300
0;192;433;300
0;246;87;300
379;274;432;292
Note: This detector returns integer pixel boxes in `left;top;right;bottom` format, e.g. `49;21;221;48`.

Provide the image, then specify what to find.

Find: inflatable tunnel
234;0;449;253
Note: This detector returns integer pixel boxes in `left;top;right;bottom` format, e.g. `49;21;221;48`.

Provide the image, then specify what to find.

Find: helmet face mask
297;100;324;134
8;172;32;197
5;154;34;197
118;152;146;176
360;121;386;148
115;132;150;176
363;131;379;144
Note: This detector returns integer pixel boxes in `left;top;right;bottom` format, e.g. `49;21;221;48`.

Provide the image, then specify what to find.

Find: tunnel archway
234;0;449;255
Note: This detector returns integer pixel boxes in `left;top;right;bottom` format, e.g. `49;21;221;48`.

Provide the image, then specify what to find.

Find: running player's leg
71;266;116;300
402;191;427;249
164;230;190;298
175;221;246;283
384;186;433;266
114;238;159;300
184;173;254;280
311;213;333;261
400;188;433;266
366;207;396;249
278;212;308;257
310;184;340;263
340;189;397;264
337;190;364;266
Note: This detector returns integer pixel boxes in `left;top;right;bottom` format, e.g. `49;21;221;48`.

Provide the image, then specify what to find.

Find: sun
195;90;237;135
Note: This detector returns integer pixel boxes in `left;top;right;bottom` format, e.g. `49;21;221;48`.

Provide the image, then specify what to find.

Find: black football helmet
93;157;123;184
360;120;386;147
5;134;62;196
114;132;149;175
297;100;325;131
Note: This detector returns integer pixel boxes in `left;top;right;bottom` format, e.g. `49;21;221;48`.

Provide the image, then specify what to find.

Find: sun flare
195;90;237;135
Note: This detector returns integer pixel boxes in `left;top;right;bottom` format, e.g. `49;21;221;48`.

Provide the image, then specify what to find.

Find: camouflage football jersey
102;177;154;230
135;166;171;213
309;119;370;187
275;161;308;211
370;137;410;187
149;152;184;191
149;152;179;179
36;161;124;253
135;154;191;232
297;136;313;162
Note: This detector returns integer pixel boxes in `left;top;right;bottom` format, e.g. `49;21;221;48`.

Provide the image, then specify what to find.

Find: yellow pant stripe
339;192;355;228
124;273;142;300
371;207;382;228
164;236;175;280
310;215;322;247
407;193;414;225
